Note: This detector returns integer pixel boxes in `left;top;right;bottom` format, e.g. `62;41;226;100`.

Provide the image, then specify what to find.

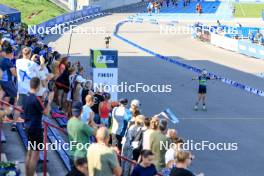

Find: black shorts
0;81;17;98
198;86;207;94
26;128;44;151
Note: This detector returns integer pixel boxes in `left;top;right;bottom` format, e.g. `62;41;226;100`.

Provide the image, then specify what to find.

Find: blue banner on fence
238;40;264;59
30;6;101;35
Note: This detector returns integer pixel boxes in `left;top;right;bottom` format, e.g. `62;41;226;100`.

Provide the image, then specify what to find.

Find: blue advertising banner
238;40;264;59
31;6;101;35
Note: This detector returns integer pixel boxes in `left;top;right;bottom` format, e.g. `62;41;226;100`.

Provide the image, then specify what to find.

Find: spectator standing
112;98;131;151
15;47;38;129
87;127;122;176
81;94;95;125
142;116;159;150
66;158;88;176
0;47;17;123
131;150;158;176
170;151;204;176
23;77;54;176
99;92;111;127
91;88;104;124
72;75;86;103
150;119;169;171
121;115;144;176
67;101;96;165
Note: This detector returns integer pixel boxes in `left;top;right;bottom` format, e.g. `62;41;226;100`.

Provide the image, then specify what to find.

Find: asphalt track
25;14;264;175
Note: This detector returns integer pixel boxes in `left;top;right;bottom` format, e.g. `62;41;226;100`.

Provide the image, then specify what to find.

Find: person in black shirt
23;77;54;176
66;158;88;176
91;88;104;124
170;150;204;176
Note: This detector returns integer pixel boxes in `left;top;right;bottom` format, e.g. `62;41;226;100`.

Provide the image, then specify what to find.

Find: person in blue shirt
131;150;158;176
0;46;17;101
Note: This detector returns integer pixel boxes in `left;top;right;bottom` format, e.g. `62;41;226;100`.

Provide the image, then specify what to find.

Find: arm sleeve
130;165;139;176
107;152;119;170
83;123;94;137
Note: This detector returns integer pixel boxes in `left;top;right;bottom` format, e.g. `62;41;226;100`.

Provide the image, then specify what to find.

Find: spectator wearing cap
72;75;86;103
67;101;97;168
170;151;204;176
128;99;141;127
87;127;122;176
150;119;169;171
121;115;145;176
99;92;112;127
111;98;131;151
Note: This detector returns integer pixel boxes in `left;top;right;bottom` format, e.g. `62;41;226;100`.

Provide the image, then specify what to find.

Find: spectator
132;117;151;161
66;158;88;176
15;47;38;129
150;119;169;171
99;92;111;127
56;57;70;111
142;116;159;150
147;1;154;15
170;151;204;176
129;99;141;125
112;98;131;150
91;87;104;124
131;150;158;176
81;94;95;125
67;66;77;116
165;137;184;168
72;75;86;103
67;101;96;165
23;77;54;176
121;115;145;176
0;47;17;123
87;127;122;176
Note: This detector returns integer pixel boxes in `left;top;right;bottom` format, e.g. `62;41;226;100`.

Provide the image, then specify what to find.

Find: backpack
131;127;145;161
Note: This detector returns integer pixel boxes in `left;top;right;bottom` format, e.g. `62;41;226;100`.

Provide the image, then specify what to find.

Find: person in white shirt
15;47;39;130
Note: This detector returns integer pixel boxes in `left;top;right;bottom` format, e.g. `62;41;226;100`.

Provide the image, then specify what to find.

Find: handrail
0;99;163;176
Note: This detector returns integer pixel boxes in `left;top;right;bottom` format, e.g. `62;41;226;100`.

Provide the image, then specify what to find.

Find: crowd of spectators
147;0;191;15
0;16;204;176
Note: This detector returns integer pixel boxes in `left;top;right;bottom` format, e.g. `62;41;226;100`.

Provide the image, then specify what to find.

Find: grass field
1;0;66;25
234;3;264;18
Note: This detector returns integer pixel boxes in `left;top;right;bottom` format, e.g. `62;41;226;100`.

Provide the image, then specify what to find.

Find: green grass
234;3;264;18
1;0;67;25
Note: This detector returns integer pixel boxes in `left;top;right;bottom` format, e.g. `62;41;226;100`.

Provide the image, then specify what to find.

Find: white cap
76;75;86;83
131;99;140;107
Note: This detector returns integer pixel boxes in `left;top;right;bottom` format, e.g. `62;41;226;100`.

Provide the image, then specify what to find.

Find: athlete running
105;35;111;48
193;69;217;111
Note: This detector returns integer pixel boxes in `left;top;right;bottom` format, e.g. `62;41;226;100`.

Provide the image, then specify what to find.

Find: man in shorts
193;69;216;111
23;77;54;176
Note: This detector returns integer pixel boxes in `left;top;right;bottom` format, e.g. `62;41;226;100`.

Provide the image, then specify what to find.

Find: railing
0;99;163;176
